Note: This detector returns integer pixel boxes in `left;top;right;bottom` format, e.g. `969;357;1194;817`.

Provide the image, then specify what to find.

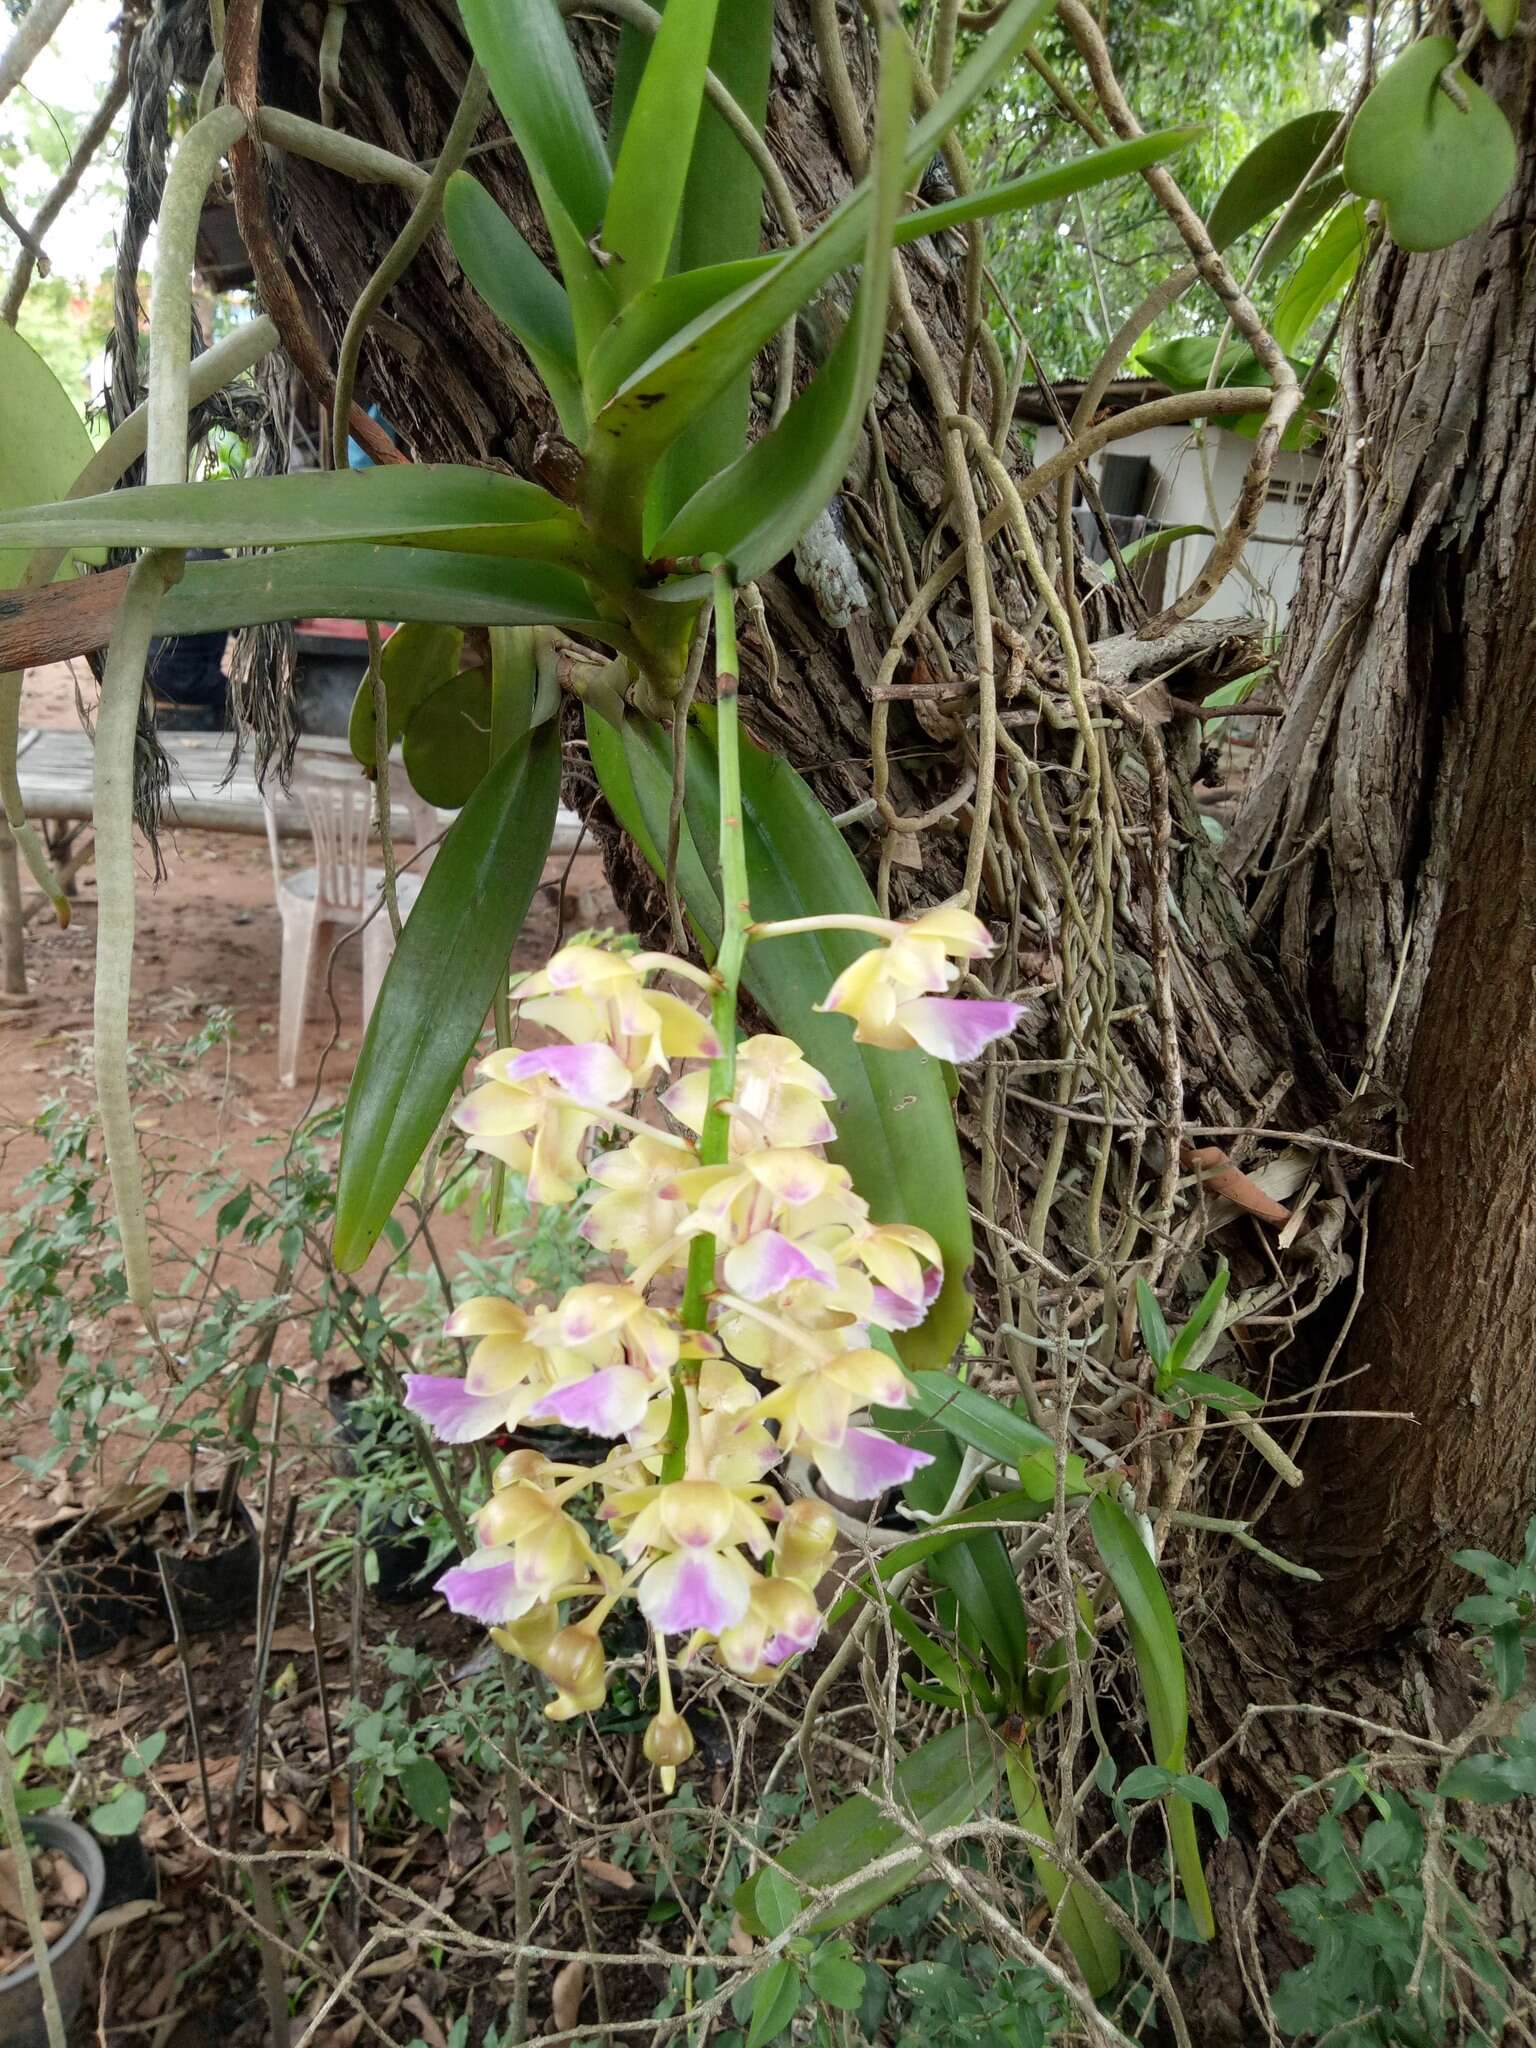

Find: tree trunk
1236;26;1536;1646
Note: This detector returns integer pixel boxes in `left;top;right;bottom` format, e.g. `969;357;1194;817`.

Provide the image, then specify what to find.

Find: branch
0;12;132;323
0;0;74;111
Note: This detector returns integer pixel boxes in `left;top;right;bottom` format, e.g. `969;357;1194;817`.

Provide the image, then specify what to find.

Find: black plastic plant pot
0;1814;106;2048
157;1488;261;1636
95;1827;158;1916
33;1489;260;1658
33;1516;161;1660
363;1511;438;1604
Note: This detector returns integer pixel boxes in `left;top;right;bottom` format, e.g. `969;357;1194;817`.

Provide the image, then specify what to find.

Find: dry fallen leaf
1181;1142;1291;1226
552;1958;588;2031
402;1996;447;2048
580;1855;637;1894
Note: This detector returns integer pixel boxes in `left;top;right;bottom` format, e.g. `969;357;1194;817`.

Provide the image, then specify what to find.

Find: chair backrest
289;749;379;914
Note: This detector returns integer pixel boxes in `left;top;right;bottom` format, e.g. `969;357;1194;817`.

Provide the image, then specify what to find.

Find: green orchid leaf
827;1486;1049;1630
1138;335;1336;450
0;322;101;586
735;1724;999;1935
333;721;560;1270
603;0;722;302
886;1598;973;1702
1482;0;1518;35
1102;523;1214;580
898;126;1203;244
1166;1369;1260;1414
654;0;775;519
1205;109;1343;252
1343;37;1516;252
1255;165;1348;278
0;466;584;561
682;706;973;1367
1162;1264;1229;1379
146;546;609;643
459;0;610;238
1270;200;1368;354
442;173;586;441
582;0;1055;541
905;1370;1088;1500
1135;1276;1173;1369
402;667;493;807
585;704;724;943
880;1415;1029;1694
348;622;464;768
653;14;909;578
584;254;778;425
1088;1493;1214;1940
1004;1745;1123;1997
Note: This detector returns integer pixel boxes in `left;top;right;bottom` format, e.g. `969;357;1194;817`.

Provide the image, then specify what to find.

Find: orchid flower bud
543;1624;606;1694
643;1709;695;1770
774;1498;839;1585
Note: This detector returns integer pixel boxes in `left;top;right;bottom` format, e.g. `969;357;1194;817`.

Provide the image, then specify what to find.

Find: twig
307;1564;337;1775
248;1857;293;2047
156;1552;216;1828
0;0;74;110
234;1490;300;1829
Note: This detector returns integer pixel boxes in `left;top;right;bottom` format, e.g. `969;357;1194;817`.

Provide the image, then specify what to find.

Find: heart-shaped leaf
1343;37;1516;252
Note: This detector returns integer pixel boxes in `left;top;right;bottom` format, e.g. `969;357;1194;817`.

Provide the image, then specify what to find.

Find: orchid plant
404;567;1023;1774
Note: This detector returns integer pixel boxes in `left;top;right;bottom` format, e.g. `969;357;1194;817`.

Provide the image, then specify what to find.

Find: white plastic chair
263;750;425;1089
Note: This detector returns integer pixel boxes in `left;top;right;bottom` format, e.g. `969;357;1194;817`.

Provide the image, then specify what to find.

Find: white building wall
1028;418;1319;630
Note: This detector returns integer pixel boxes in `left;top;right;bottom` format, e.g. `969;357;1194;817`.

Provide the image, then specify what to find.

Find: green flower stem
664;564;744;1477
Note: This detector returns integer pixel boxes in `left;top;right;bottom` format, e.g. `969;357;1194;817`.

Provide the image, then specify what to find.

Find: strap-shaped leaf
734;1723;999;1935
602;0;722;302
333;721;561;1270
1270;199;1368;354
148;546;609;639
582;0;1055;536
1004;1745;1123;1997
904;1370;1088;1500
443;173;586;441
1205;109;1343;252
656;0;775;521
459;0;610;238
653;18;909;577
682;707;974;1368
586;128;1198;426
872;1402;1030;1694
0;467;583;560
1088;1494;1215;1940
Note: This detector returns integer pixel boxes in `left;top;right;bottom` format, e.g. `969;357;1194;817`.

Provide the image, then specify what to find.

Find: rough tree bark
1235;25;1536;1647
